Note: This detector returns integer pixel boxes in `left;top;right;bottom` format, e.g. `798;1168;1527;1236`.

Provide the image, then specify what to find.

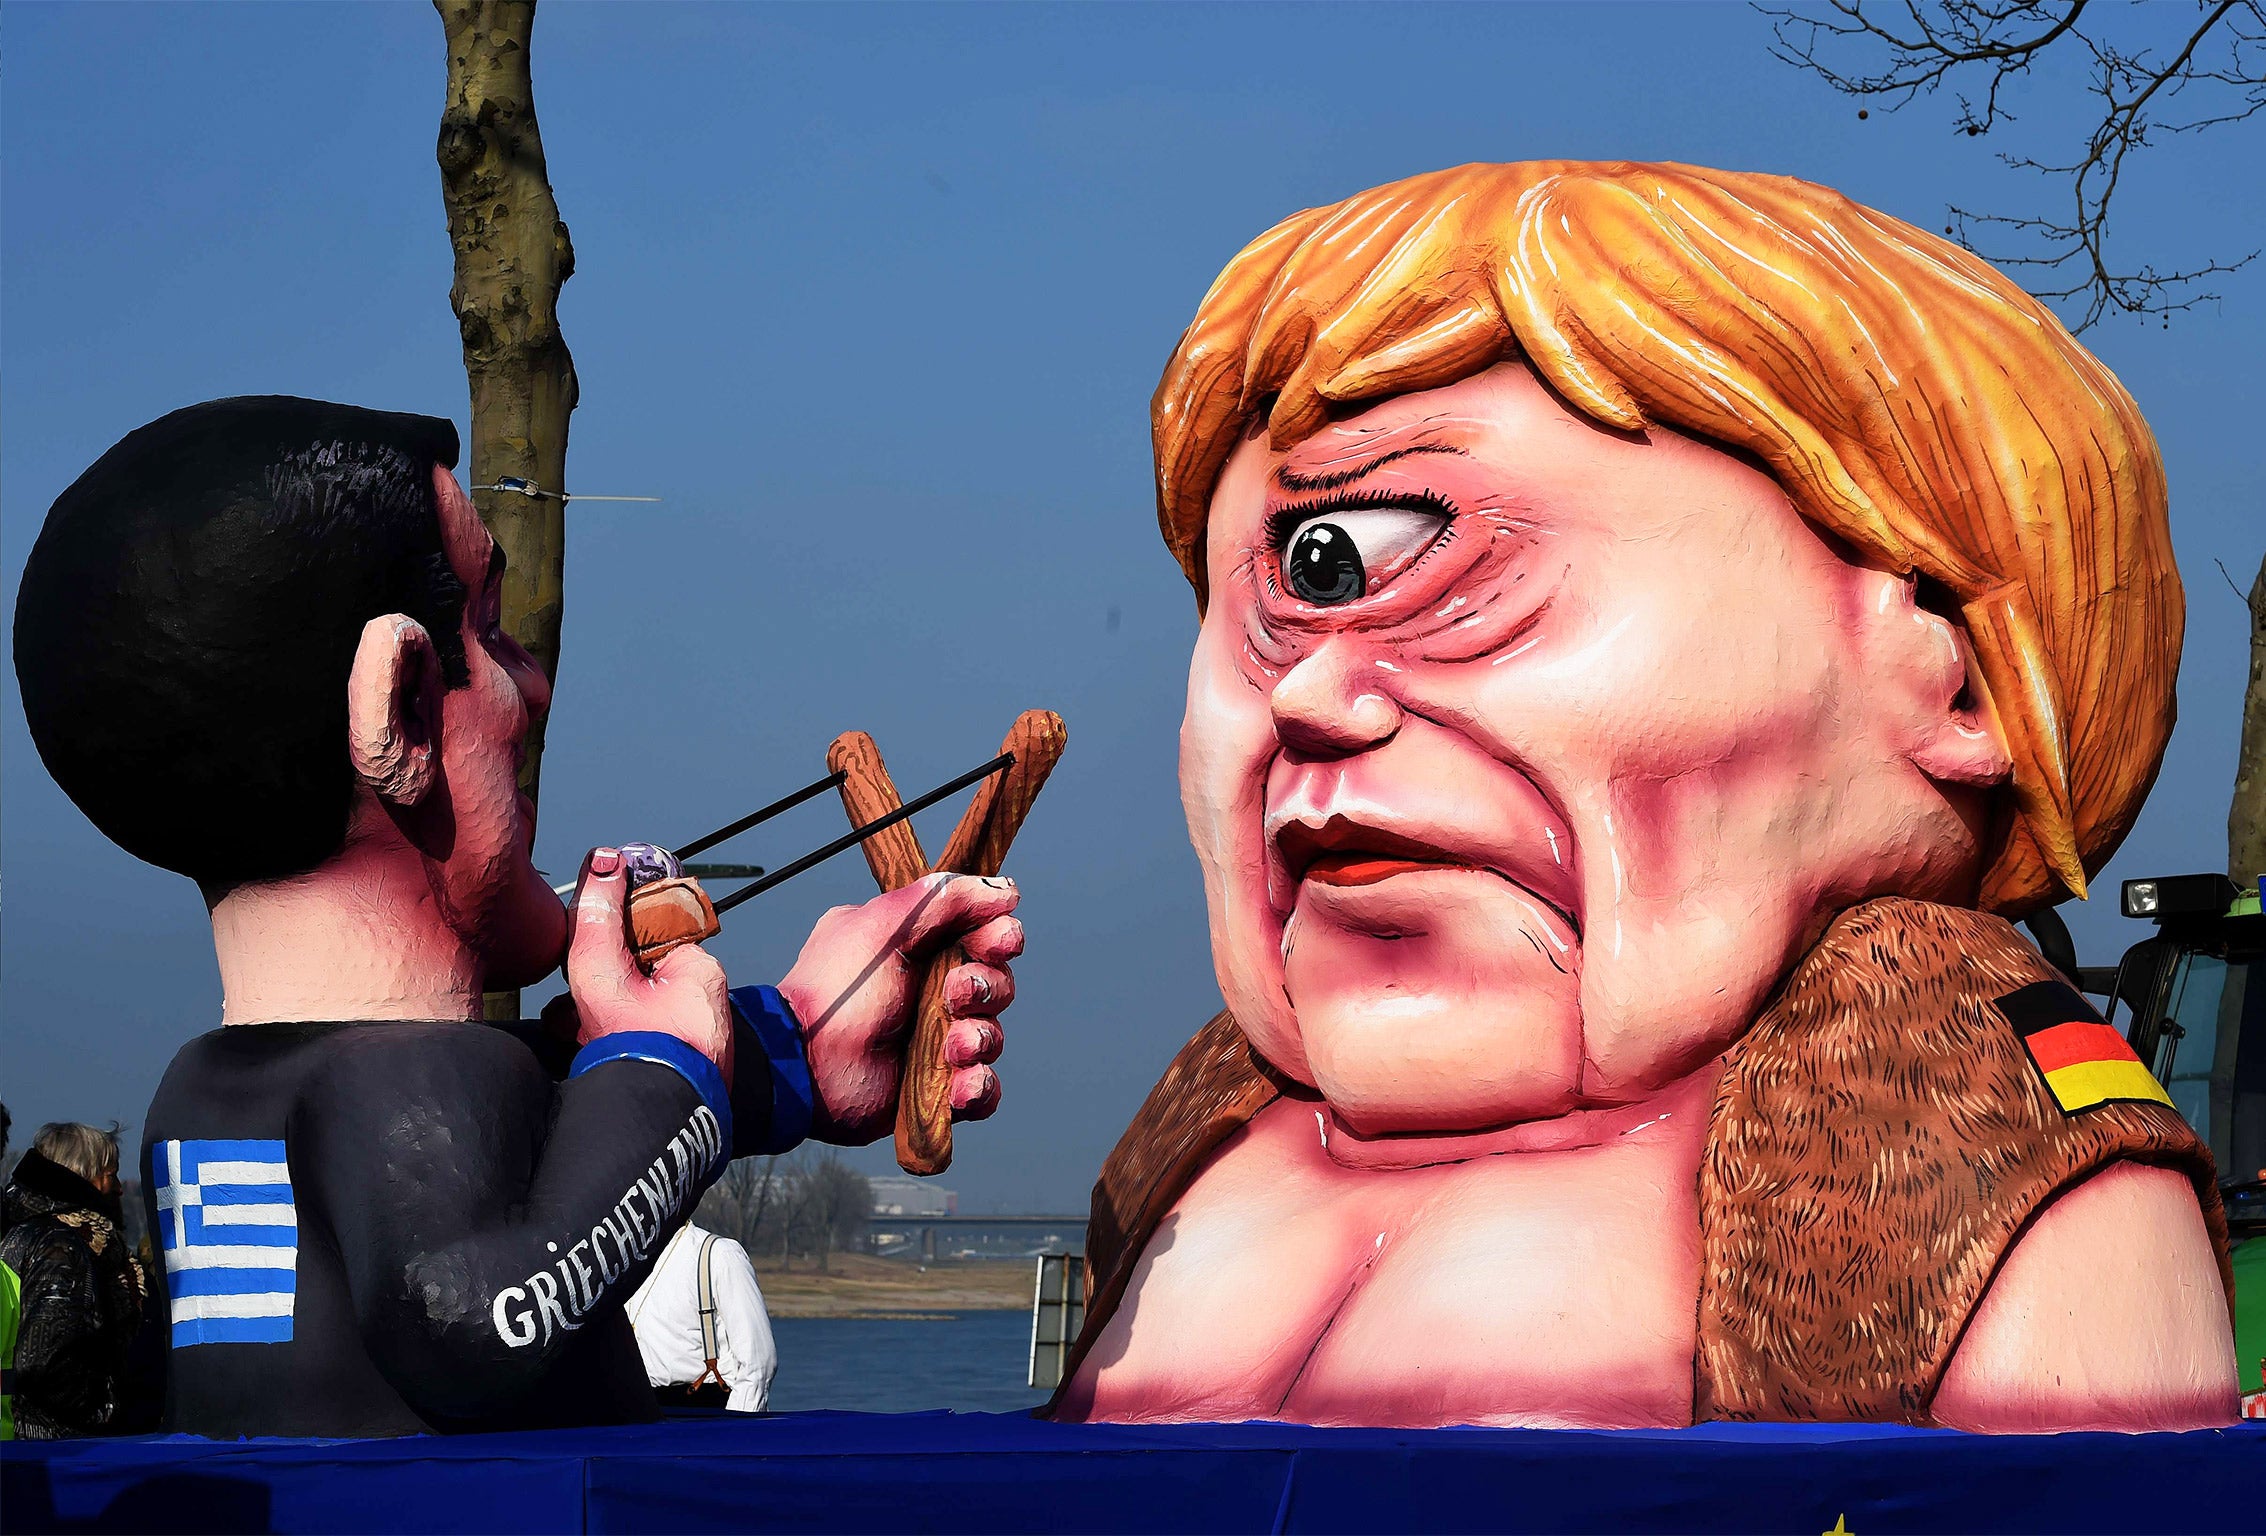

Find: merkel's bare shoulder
1932;1161;2237;1432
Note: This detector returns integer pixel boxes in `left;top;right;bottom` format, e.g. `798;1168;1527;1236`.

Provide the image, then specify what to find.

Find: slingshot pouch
628;877;722;967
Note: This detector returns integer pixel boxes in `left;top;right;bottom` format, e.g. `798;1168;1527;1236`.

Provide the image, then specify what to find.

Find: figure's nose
1270;641;1403;758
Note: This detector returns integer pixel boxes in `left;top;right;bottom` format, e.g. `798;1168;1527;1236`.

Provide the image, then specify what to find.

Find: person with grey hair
0;1122;147;1438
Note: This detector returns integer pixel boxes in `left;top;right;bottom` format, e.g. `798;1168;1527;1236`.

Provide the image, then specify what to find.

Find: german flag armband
1994;978;2174;1117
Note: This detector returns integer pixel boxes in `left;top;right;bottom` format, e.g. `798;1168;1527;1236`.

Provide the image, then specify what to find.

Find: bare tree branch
1763;0;2266;328
1764;1;2094;129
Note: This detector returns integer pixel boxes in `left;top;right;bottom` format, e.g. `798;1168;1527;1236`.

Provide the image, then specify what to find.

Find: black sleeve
495;998;796;1159
295;1025;732;1423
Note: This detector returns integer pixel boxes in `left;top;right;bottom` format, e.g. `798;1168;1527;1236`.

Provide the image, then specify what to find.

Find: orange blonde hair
1153;161;2182;916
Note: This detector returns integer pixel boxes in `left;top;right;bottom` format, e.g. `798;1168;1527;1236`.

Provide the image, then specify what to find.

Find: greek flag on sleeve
153;1139;298;1346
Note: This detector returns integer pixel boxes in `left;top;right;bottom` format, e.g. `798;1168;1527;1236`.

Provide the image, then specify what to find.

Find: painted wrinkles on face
1229;424;1588;922
1239;419;1568;671
1195;431;1602;1124
1188;363;1922;1127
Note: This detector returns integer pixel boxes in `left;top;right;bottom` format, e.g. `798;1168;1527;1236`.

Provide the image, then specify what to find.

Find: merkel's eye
1284;522;1362;603
1280;508;1450;605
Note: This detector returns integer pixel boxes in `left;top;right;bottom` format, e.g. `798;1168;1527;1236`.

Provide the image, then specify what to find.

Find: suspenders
691;1233;724;1392
630;1226;730;1398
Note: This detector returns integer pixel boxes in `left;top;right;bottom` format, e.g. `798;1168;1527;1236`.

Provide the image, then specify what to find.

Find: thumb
646;937;727;1000
567;847;640;1005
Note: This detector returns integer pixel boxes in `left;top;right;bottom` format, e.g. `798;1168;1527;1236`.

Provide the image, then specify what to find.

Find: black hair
14;396;466;891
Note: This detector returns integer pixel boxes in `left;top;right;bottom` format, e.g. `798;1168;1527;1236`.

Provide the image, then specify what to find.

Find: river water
767;1311;1049;1414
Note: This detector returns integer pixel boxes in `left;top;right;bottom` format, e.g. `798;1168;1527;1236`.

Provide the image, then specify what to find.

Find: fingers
958;915;1025;968
943;961;1014;1018
896;873;1020;959
943;1015;1003;1069
566;849;639;1006
949;1064;1001;1121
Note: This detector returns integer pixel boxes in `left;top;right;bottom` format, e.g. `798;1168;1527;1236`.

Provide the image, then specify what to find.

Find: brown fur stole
1063;898;2230;1421
1695;897;2230;1422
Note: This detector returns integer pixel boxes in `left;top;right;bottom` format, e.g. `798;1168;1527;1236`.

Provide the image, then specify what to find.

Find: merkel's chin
1296;986;1586;1135
1273;871;1585;1130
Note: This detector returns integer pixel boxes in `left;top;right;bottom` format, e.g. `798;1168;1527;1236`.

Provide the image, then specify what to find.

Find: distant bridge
862;1213;1086;1262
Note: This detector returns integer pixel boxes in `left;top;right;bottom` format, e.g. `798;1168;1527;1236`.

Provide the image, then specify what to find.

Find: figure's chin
481;870;572;991
1280;868;1584;1134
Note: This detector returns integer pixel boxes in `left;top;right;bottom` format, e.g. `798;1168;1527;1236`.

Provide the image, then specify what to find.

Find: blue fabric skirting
5;1411;2261;1533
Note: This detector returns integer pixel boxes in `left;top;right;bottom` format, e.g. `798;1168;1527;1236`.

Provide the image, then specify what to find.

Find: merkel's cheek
1180;621;1276;877
1183;613;1307;1065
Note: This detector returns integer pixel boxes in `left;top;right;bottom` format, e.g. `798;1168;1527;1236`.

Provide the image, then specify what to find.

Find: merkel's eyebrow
1272;441;1468;494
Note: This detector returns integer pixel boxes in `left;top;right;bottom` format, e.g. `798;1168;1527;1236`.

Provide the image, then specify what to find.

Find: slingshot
615;712;1066;1175
826;711;1068;1175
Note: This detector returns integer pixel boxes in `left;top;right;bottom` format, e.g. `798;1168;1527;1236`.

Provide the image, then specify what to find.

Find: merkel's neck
1318;1057;1725;1170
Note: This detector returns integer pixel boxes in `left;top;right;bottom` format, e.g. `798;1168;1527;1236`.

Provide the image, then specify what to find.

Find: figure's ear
1908;601;2014;789
346;615;442;807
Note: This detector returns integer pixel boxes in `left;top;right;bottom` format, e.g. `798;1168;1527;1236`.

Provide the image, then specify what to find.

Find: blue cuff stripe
569;1032;734;1171
731;985;814;1155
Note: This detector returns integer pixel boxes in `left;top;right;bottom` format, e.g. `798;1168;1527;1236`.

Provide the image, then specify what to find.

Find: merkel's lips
1277;818;1477;889
1304;852;1467;886
1266;799;1581;940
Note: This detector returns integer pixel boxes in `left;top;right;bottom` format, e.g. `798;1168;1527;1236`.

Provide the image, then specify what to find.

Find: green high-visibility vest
1;1257;20;1441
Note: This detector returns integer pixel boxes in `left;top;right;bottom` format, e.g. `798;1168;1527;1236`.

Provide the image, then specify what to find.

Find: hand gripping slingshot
827;711;1067;1175
617;710;1067;1175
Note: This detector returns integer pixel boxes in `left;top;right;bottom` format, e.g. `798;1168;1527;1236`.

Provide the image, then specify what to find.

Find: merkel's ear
346;615;442;806
1910;610;2015;789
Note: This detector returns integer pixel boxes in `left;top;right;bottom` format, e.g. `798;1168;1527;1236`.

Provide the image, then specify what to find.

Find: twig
1760;0;2266;328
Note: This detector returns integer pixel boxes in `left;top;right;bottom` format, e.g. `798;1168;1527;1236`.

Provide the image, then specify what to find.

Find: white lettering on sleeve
494;1285;537;1348
490;1104;721;1347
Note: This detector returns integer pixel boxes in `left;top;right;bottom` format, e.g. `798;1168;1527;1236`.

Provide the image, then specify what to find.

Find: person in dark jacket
3;1103;20;1440
0;1123;147;1439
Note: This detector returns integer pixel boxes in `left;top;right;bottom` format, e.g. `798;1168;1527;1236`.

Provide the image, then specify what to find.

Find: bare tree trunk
2234;551;2266;887
435;0;577;1018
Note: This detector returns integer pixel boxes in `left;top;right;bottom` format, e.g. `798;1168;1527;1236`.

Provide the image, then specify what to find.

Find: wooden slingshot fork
828;710;1067;1175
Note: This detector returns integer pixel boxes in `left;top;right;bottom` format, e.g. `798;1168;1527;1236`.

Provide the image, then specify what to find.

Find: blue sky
4;2;2260;1211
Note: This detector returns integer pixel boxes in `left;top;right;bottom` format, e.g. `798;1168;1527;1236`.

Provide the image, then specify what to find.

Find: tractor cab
2042;872;2263;1414
2077;874;2266;1221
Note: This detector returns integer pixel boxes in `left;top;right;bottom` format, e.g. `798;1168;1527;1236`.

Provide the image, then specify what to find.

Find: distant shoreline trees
697;1150;875;1274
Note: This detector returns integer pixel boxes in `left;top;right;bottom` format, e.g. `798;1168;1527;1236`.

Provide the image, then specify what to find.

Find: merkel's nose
1269;641;1403;758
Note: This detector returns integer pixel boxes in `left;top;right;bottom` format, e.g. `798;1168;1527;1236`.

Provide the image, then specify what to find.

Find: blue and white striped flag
153;1138;298;1347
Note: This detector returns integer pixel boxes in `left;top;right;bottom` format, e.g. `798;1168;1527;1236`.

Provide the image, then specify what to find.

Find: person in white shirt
626;1224;777;1413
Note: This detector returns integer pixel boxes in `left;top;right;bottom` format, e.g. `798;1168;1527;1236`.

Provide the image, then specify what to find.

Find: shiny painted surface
1062;1077;1717;1428
1184;363;2003;1133
208;464;1022;1138
1073;362;2233;1430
